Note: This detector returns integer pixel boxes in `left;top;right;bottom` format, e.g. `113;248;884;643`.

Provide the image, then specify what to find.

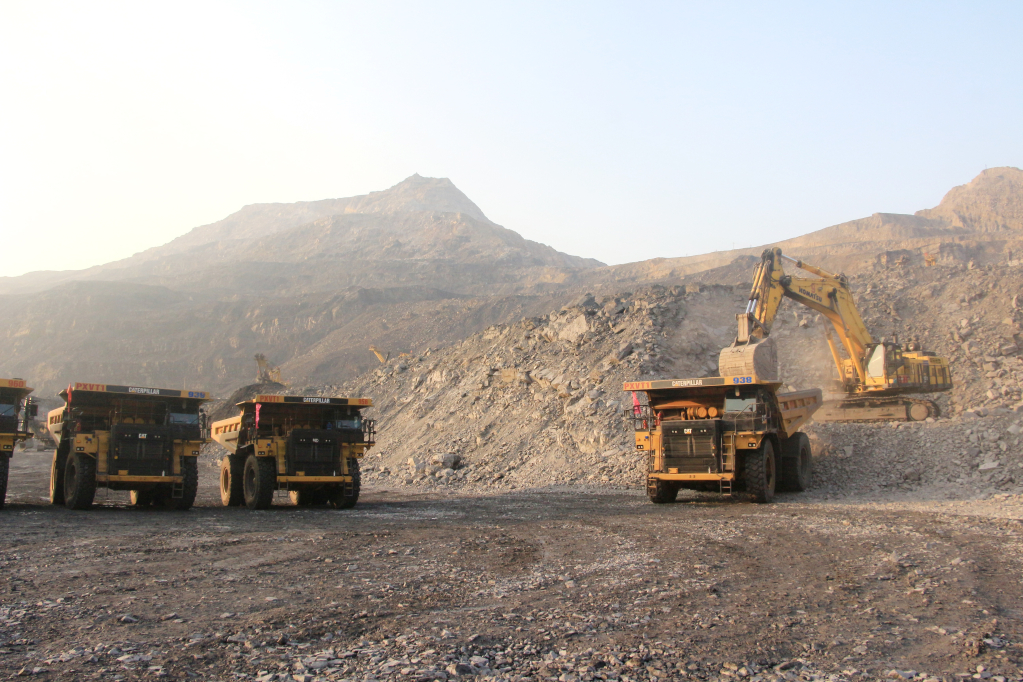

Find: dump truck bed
624;376;822;439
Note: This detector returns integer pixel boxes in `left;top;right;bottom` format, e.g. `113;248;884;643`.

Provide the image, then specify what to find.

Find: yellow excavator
254;354;284;384
720;248;952;422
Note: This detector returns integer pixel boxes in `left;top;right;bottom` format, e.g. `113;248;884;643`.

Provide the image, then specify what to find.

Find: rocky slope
3;167;1022;405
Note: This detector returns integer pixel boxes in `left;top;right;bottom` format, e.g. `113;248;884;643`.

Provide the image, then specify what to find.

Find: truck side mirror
29;404;39;417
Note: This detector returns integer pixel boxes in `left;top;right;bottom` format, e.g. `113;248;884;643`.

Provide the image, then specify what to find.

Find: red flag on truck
255;403;261;428
632;391;641;415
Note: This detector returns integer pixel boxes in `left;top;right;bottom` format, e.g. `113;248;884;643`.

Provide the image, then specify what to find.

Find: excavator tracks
814;396;939;423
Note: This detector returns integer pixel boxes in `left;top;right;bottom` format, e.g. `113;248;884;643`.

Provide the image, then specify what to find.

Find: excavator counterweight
722;248;952;422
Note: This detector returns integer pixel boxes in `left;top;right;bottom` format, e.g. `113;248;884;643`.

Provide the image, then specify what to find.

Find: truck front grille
110;425;173;476
661;421;720;474
287;429;341;476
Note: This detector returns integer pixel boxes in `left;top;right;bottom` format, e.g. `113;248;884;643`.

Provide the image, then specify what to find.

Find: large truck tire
243;455;275;510
0;455;9;509
130;489;155;506
778;432;812;492
0;456;9;509
290;488;327;506
49;451;66;505
64;453;97;510
164;458;199;511
328;458;360;509
746;439;777;504
647;478;679;504
220;456;245;507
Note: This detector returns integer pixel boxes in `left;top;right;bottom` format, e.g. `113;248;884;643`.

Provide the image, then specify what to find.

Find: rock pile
218;258;1023;502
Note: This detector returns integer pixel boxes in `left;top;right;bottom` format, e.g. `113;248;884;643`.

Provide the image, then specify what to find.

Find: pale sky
2;1;1021;277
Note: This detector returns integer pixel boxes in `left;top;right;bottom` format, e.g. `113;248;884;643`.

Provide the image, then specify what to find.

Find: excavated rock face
223;254;1023;503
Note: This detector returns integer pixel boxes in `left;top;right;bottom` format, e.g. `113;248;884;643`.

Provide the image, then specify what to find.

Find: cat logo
683;428;692;434
139;433;148;439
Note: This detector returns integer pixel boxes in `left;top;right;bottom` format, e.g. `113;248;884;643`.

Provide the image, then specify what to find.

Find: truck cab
625;376;821;504
47;382;211;510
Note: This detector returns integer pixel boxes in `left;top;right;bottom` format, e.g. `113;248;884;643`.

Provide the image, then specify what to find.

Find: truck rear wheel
49;451;66;505
243;455;275;510
130;489;155;506
163;458;199;511
779;432;812;492
220;456;244;507
64;453;97;510
0;455;9;509
647;479;678;504
328;458;360;509
290;489;327;506
746;439;776;504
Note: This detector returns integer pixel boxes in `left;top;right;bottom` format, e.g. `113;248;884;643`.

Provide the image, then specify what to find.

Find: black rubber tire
647;478;679;504
130;489;155;506
778;432;812;492
243;455;276;510
220;456;245;507
328;458;360;509
49;451;66;506
64;453;97;510
290;488;328;506
0;455;9;510
164;458;198;511
745;438;777;504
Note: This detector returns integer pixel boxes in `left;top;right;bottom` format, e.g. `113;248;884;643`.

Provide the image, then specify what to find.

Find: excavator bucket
718;337;779;382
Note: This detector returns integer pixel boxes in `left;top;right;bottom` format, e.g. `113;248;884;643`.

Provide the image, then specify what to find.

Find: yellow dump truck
210;394;375;510
47;382;211;510
1;378;37;509
625;375;821;503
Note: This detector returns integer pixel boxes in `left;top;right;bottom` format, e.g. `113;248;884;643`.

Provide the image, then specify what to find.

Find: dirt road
1;450;1021;681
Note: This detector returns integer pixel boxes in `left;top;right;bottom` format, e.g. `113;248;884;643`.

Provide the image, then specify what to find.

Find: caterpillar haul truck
626;376;822;504
210;394;375;510
47;382;211;510
0;378;37;509
721;247;953;422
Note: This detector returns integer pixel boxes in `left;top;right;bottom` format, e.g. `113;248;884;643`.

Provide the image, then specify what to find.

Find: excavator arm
737;248;876;386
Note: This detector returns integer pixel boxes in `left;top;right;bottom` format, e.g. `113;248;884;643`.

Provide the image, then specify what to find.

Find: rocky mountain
583;167;1023;287
2;167;1022;402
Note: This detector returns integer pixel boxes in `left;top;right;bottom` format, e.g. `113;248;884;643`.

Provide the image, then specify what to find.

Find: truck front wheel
130;489;155;506
64;453;97;510
49;451;66;505
779;432;812;492
243;455;276;510
0;455;9;509
220;456;245;507
647;479;679;504
328;458;360;509
164;458;199;511
746;439;777;504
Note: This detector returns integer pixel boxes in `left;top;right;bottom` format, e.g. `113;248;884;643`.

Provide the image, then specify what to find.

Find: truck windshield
334;417;362;430
169;412;199;425
724;397;757;413
0;403;16;418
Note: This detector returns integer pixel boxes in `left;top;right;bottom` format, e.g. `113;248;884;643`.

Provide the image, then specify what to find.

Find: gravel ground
2;450;1022;682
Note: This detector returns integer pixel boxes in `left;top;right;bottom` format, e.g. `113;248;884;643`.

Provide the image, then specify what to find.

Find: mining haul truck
210;394;375;510
47;382;211;510
625;376;822;504
0;378;37;509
